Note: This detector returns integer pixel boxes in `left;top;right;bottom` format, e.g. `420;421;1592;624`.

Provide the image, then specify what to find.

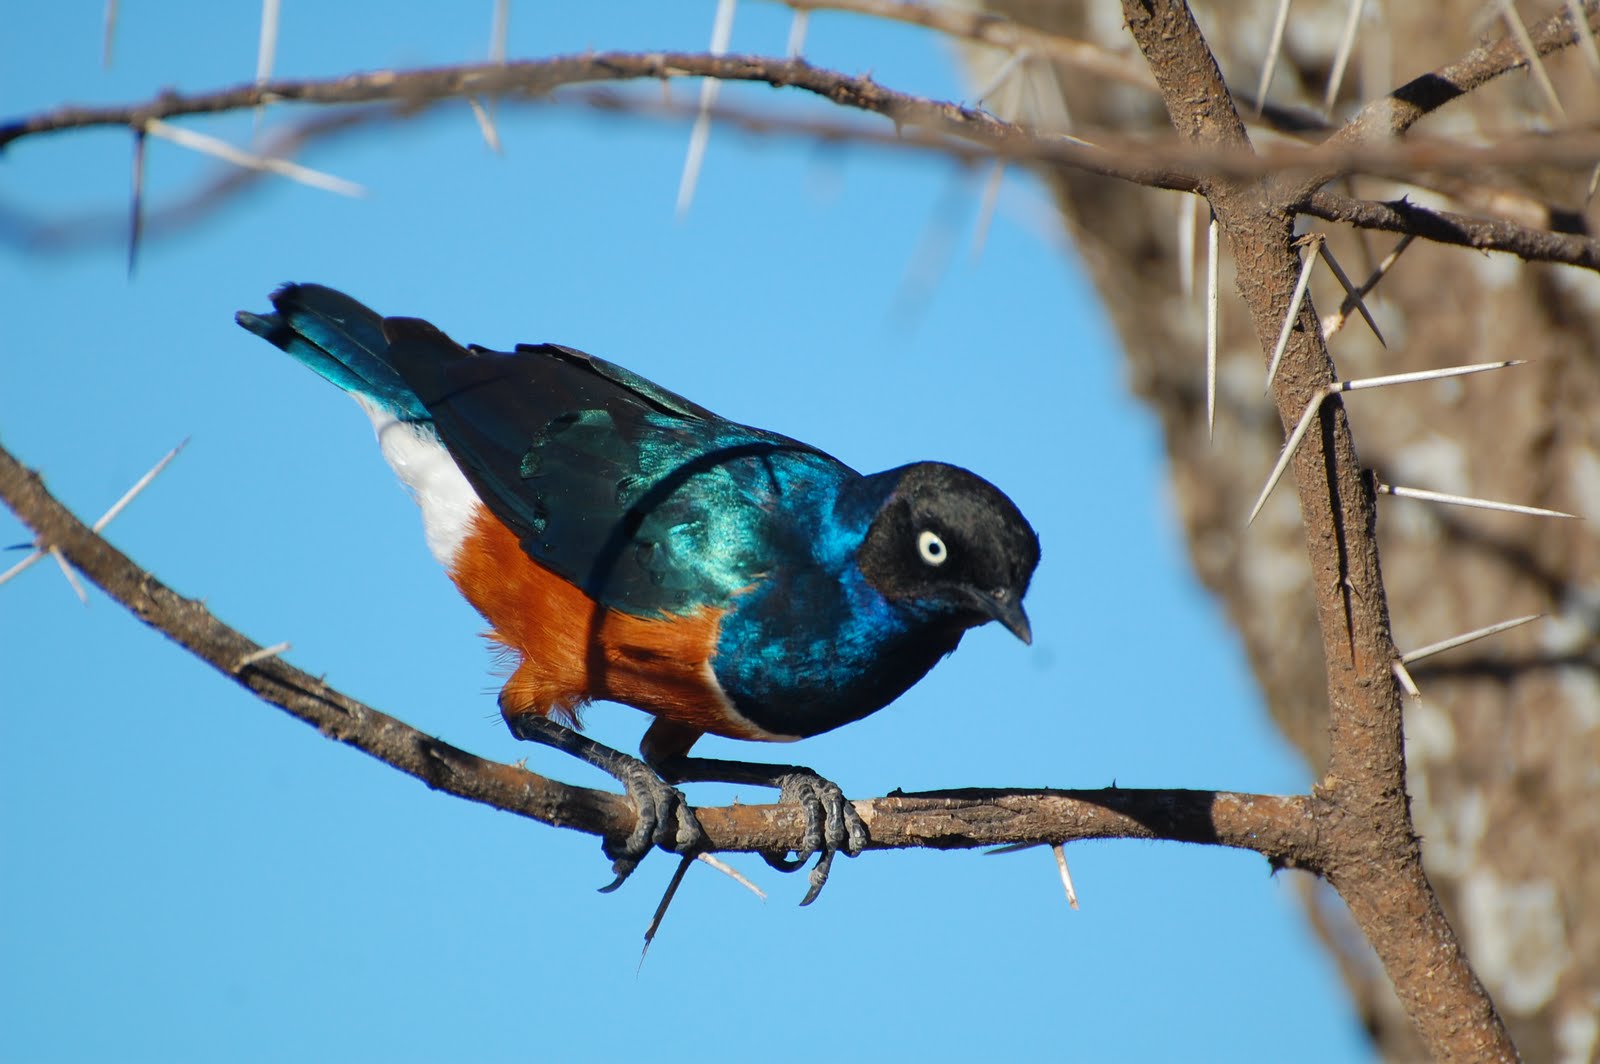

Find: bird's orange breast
447;506;763;739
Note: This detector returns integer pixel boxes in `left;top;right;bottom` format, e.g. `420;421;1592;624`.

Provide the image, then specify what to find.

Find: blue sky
2;3;1373;1061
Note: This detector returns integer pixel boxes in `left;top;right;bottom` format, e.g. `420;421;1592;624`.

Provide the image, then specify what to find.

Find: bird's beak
971;589;1033;646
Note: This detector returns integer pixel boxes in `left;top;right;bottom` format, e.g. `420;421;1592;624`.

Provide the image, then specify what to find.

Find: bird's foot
503;713;703;892
760;770;868;905
599;759;706;892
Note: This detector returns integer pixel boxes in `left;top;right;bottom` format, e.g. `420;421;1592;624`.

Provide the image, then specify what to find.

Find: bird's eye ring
917;529;948;566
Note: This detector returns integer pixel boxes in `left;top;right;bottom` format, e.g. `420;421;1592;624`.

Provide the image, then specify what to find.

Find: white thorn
144;119;366;197
785;8;809;58
1052;842;1079;910
1177;192;1198;298
1500;0;1567;121
1251;362;1525;523
1323;233;1412;341
676;0;737;219
1337;360;1522;393
2;440;188;592
0;549;45;588
695;853;767;901
1255;0;1293;113
1206;210;1220;440
1248;384;1332;526
971;161;1005;261
254;0;281;134
1324;0;1364;114
1567;0;1600;78
973;48;1030;106
1401;614;1541;665
93;438;189;533
490;0;509;63
1265;233;1323;392
102;0;119;68
235;641;293;672
51;547;89;605
1392;660;1421;699
467;97;503;154
1316;240;1385;348
1376;482;1577;520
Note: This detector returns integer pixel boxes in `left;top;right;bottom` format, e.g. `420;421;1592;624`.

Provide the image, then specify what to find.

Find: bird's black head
856;462;1040;643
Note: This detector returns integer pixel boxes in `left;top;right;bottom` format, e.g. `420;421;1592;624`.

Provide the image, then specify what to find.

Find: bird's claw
759;770;867;904
599;760;704;893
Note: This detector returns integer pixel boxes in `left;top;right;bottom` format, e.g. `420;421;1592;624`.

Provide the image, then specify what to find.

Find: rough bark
960;2;1600;1060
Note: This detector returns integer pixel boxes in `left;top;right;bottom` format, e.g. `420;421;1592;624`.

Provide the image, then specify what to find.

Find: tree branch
1299;189;1600;269
0;438;1318;868
1120;1;1515;1059
1286;0;1600;199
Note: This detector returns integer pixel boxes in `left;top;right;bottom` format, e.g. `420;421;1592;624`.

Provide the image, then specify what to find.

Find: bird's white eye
917;529;948;566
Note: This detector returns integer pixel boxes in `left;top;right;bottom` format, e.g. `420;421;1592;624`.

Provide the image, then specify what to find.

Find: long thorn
675;0;737;218
467;97;503;154
1248;385;1331;526
1337;361;1522;393
490;0;509;63
695;853;767;900
50;547;89;605
1401;614;1542;665
254;0;281;136
1316;240;1385;347
1265;233;1322;391
1177;192;1197;298
1251;361;1525;524
1255;0;1293;114
1324;0;1364;114
0;549;44;587
102;0;119;68
1052;843;1079;909
93;438;188;532
1500;0;1567;121
1376;482;1577;519
973;49;1030;106
1323;234;1412;341
639;854;695;969
1566;0;1600;77
1206;210;1220;440
1392;660;1421;699
786;8;809;58
144;119;365;197
128;128;146;277
972;161;1005;260
0;440;187;591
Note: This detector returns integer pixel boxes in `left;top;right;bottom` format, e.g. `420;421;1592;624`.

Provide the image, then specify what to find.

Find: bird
237;283;1040;901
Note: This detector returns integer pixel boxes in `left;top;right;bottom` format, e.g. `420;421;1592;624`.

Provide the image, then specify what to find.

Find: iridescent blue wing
380;317;856;616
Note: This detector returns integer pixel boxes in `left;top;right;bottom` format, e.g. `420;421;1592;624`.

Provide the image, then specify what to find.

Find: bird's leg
642;728;868;905
504;713;704;891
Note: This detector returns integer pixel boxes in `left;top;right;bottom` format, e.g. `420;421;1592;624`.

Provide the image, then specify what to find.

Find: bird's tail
236;283;430;422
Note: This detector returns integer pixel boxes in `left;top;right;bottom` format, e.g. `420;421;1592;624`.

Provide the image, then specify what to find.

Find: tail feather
236;283;429;422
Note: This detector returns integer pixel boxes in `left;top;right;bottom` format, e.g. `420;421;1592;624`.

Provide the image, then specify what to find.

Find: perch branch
0;439;1319;867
